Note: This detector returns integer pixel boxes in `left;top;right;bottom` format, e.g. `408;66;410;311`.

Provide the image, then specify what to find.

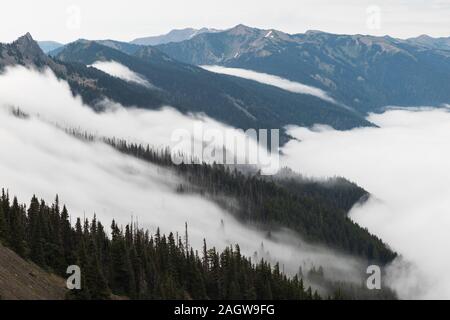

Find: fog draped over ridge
282;108;450;299
201;65;337;104
0;66;364;287
0;66;269;164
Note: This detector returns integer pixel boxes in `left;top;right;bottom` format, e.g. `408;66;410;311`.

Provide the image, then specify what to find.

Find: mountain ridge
0;33;372;137
156;25;450;112
1;33;165;110
53;38;371;133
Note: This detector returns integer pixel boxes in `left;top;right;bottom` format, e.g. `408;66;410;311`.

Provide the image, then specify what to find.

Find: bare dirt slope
0;243;67;300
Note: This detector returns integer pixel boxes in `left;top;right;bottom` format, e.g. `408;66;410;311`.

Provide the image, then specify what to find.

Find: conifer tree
0;204;7;243
9;197;27;257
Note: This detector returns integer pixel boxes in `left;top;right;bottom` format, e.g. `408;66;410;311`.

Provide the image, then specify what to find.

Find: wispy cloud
201;65;338;104
90;60;153;88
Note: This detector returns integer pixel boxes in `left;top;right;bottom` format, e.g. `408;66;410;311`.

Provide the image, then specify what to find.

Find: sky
0;0;449;43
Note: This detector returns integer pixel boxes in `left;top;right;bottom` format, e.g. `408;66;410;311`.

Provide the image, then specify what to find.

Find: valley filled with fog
1;0;449;304
282;108;450;299
210;65;450;299
1;64;449;299
0;66;366;292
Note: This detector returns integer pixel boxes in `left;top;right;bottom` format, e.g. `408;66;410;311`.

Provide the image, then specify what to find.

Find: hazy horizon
1;0;449;43
5;24;450;46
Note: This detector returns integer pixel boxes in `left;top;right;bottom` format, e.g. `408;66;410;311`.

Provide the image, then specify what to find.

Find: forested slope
0;191;318;300
109;140;396;264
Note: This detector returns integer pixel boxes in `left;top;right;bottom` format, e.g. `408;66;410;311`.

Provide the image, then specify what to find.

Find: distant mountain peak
410;34;435;41
75;38;91;44
305;30;326;35
15;32;38;47
227;24;257;36
406;34;450;50
131;27;220;46
12;33;47;58
37;41;64;54
0;33;57;70
21;32;34;41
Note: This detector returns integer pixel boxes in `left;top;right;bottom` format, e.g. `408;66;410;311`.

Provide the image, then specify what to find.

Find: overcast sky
0;0;449;43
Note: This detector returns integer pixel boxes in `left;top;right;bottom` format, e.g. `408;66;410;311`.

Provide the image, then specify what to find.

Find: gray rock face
1;33;52;68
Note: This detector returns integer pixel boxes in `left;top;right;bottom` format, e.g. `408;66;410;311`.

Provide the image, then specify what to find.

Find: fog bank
0;65;278;171
282;107;450;299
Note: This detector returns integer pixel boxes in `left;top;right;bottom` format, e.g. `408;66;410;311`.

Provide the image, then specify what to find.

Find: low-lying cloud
0;65;365;290
0;65;276;169
90;60;152;88
201;65;337;104
282;107;450;299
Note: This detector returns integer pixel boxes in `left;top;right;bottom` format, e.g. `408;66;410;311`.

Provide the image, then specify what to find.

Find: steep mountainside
1;33;59;69
0;34;164;110
0;243;67;300
0;191;321;300
157;25;450;112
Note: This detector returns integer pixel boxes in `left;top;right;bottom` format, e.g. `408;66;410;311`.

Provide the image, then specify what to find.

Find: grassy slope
0;243;67;300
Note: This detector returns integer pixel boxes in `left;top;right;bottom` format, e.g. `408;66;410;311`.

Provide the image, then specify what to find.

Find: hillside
109;141;396;264
0;191;322;300
0;243;66;300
